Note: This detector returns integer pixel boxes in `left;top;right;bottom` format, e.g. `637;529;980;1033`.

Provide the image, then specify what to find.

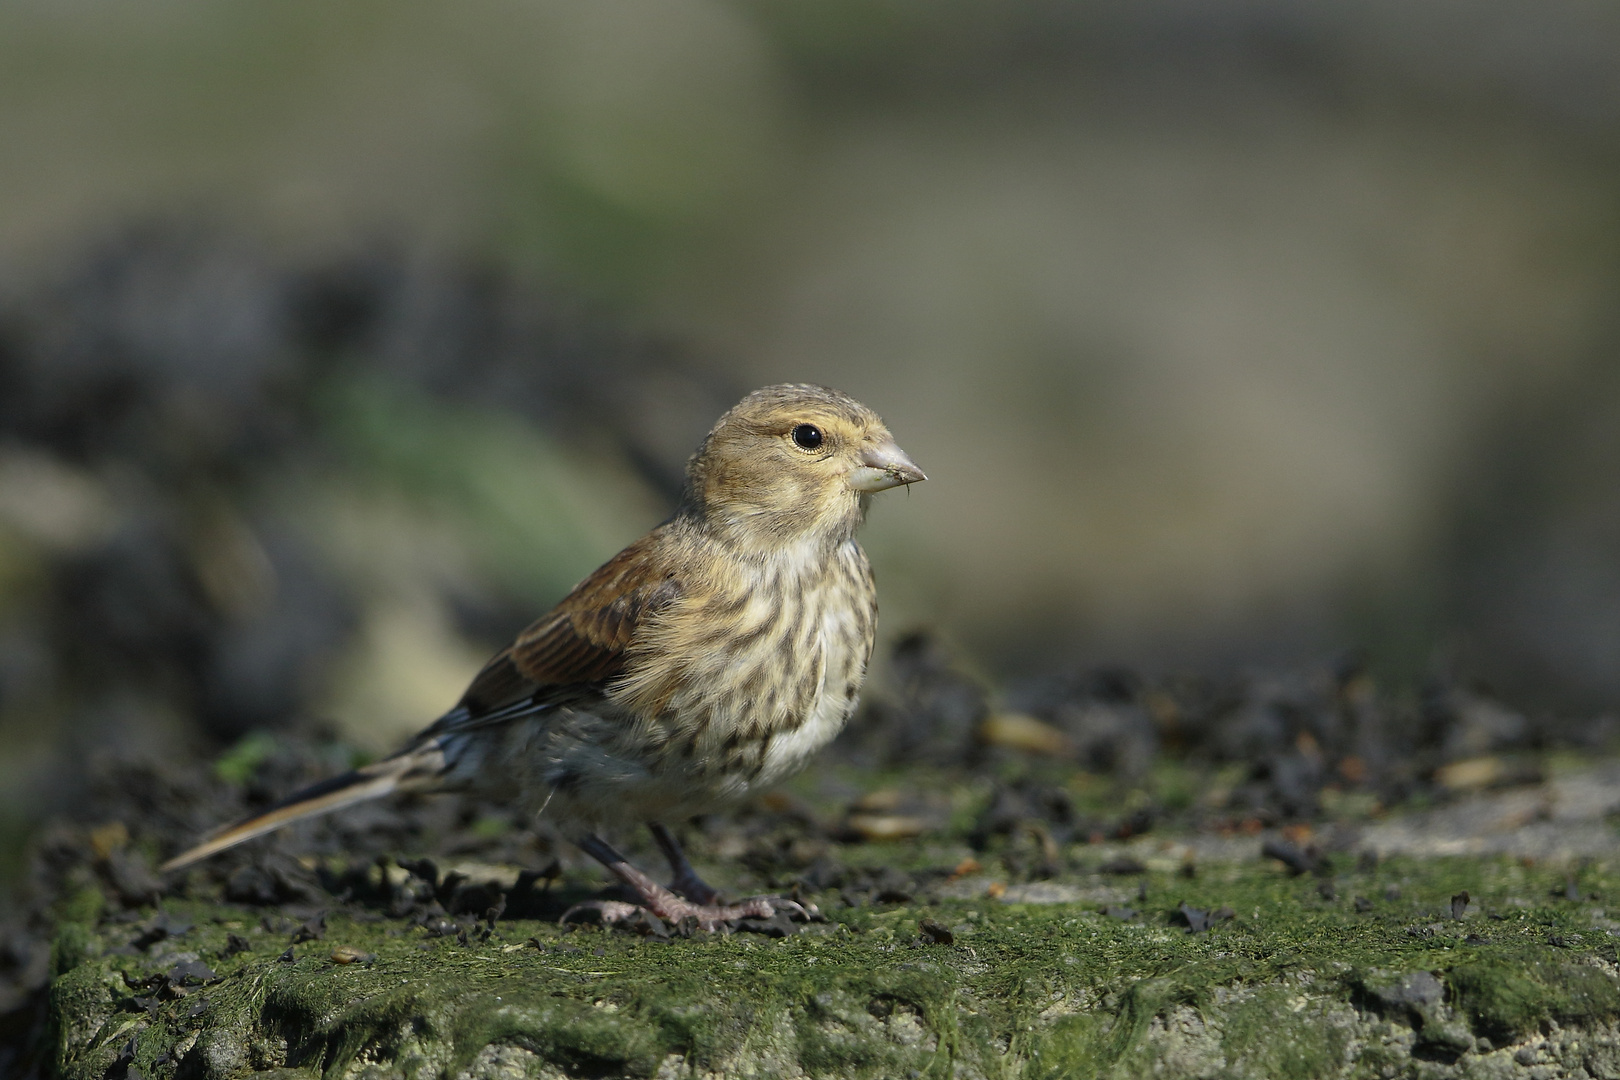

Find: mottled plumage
162;384;924;928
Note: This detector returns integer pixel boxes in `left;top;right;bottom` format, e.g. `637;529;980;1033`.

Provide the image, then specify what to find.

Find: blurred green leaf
315;372;657;607
214;731;278;786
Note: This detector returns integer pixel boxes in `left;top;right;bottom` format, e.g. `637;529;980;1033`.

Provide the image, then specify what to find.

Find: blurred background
3;0;1620;889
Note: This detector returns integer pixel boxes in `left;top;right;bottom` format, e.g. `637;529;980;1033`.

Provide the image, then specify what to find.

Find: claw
560;900;641;926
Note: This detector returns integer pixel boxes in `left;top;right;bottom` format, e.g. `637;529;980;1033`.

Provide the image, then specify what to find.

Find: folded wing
161;531;684;871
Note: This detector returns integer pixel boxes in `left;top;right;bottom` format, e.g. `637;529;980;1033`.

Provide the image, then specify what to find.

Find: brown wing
429;533;682;734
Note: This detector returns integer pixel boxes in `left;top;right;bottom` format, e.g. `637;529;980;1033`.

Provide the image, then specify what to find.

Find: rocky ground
40;851;1620;1080
10;660;1620;1079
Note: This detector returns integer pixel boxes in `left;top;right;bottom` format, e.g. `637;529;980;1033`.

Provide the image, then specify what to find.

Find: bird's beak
851;439;926;493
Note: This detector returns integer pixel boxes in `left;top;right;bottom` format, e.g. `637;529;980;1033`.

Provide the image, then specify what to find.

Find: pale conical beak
851;439;926;492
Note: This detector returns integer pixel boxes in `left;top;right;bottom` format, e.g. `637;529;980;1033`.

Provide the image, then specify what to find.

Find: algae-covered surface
26;694;1620;1079
47;848;1620;1080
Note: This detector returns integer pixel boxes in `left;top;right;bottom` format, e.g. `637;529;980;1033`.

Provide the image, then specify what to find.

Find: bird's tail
159;739;449;873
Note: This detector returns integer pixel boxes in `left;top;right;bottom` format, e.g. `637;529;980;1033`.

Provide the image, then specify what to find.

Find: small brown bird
162;384;924;929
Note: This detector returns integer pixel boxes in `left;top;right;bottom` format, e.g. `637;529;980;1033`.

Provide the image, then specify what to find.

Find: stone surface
45;849;1620;1079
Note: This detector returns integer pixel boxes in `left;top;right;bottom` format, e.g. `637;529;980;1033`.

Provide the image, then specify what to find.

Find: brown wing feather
454;532;682;719
164;535;684;872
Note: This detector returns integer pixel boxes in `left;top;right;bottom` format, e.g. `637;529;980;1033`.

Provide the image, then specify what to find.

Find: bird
161;383;925;930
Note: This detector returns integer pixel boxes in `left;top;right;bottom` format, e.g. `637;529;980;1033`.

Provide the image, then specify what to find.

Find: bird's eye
791;424;824;451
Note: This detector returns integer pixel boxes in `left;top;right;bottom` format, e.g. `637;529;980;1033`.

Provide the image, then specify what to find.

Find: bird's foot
561;887;818;934
647;891;813;933
559;900;665;934
569;830;821;933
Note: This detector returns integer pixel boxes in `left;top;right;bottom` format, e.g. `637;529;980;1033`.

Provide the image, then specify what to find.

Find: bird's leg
647;822;722;904
563;832;808;932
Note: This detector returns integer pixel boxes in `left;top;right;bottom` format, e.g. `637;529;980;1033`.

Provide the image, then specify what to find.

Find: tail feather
160;741;447;873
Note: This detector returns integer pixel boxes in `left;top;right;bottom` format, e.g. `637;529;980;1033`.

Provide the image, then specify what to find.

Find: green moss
1547;958;1620;1027
1025;1012;1119;1079
54;883;104;927
1449;955;1620;1043
45;855;1620;1078
1025;977;1181;1080
1446;959;1547;1043
1215;987;1353;1079
50;884;105;980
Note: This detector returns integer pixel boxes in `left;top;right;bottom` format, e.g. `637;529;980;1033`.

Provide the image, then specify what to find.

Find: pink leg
648;822;722;904
563;832;810;932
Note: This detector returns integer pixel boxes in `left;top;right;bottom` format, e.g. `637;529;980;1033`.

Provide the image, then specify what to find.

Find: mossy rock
44;854;1620;1079
1448;954;1620;1044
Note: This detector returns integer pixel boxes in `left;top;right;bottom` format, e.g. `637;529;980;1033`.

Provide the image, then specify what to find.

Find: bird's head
682;383;925;549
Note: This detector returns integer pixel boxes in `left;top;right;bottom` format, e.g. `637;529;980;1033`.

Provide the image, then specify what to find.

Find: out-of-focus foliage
4;0;1620;902
5;0;1620;697
0;231;735;893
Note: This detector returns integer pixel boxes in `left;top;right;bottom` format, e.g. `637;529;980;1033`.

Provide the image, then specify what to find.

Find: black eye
791;424;824;451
